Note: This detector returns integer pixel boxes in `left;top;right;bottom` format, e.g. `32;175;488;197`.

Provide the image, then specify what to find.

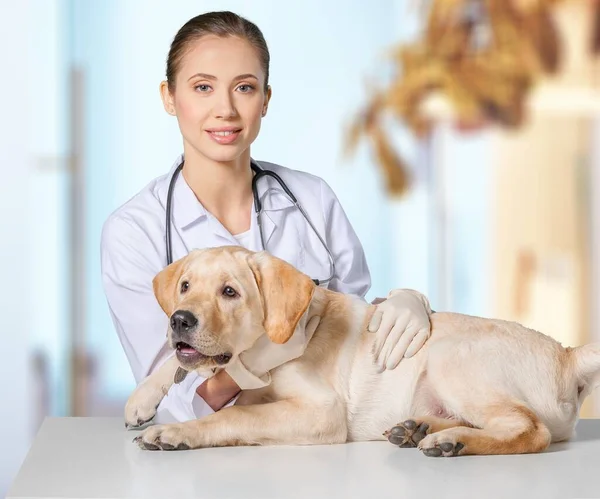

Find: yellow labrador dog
125;246;600;457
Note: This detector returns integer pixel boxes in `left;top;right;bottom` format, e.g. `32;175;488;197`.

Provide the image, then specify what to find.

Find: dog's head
152;246;315;371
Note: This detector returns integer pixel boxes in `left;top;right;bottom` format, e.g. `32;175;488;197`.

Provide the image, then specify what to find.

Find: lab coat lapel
183;215;242;253
252;170;295;250
206;216;240;246
252;207;277;250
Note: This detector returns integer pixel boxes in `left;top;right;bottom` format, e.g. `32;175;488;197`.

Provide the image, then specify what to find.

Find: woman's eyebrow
187;73;258;82
188;72;216;81
233;73;258;81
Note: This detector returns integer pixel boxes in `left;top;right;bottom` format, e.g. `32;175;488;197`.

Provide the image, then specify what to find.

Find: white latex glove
225;314;322;390
368;289;433;370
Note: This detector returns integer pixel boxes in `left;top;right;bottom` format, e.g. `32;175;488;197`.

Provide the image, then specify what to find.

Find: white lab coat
100;155;371;423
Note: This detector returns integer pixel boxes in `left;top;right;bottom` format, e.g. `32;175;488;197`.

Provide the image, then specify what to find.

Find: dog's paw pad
125;401;162;430
133;435;160;451
421;441;464;457
125;416;155;430
385;420;430;448
133;424;192;451
159;442;190;451
423;447;442;457
403;420;417;431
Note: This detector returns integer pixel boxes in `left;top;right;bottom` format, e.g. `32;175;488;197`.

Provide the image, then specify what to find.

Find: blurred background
2;0;600;494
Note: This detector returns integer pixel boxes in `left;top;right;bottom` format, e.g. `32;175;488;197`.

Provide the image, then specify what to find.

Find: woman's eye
237;84;254;93
222;286;237;298
180;281;189;293
195;84;211;92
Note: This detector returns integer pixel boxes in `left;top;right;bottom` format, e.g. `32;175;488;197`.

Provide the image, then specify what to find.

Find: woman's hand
195;370;241;412
369;289;433;370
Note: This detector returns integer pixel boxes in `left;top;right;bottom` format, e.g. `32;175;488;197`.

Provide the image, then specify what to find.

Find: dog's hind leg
384;416;472;448
417;402;552;457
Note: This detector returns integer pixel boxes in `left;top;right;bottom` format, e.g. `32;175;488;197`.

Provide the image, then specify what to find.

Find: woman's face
161;35;271;164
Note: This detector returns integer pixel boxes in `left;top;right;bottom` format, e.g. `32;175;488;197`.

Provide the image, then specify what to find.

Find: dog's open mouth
175;342;232;365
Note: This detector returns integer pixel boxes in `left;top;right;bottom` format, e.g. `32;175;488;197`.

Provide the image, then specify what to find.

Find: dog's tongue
177;342;199;355
179;346;197;354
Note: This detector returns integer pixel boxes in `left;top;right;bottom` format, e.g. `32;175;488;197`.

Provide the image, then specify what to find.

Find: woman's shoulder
101;171;171;253
106;155;184;231
257;160;321;182
255;160;337;198
256;160;342;208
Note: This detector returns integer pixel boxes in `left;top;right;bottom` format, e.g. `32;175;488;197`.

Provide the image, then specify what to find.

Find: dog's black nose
170;310;198;334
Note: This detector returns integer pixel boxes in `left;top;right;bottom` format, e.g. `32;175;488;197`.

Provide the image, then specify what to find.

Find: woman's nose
213;91;237;119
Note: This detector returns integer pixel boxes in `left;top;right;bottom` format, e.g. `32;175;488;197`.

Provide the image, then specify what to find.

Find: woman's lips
206;129;242;145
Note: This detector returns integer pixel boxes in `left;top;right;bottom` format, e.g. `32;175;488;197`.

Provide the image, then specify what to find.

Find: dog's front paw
418;433;465;457
124;382;165;429
133;424;193;451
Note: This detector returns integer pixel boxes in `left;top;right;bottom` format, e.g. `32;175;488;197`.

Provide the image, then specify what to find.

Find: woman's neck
181;148;254;235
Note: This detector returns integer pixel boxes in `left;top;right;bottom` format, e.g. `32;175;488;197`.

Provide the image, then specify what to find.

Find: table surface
7;417;600;499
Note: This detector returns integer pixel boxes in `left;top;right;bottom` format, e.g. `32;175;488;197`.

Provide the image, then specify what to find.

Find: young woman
100;11;432;423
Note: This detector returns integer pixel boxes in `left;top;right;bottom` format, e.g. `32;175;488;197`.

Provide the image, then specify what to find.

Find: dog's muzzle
169;310;232;367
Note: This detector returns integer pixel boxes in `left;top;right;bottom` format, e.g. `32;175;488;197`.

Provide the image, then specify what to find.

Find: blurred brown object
346;0;571;197
513;249;536;317
592;0;600;55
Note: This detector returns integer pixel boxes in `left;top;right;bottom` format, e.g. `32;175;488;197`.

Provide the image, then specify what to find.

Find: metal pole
68;67;87;417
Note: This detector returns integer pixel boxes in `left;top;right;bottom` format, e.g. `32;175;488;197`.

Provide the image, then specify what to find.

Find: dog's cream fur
125;246;600;456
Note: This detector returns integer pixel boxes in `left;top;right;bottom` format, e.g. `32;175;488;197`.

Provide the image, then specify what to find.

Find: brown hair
166;11;270;92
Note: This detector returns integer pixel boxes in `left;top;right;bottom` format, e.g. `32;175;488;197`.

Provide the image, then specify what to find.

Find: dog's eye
180;281;189;294
222;286;237;298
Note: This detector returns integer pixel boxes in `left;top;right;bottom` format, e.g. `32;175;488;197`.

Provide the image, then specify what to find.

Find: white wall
0;1;34;495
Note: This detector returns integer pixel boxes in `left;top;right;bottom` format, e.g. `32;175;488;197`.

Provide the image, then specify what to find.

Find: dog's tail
570;342;600;388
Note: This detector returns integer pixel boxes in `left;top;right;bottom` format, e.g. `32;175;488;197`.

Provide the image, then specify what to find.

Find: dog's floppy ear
249;252;315;344
152;256;187;317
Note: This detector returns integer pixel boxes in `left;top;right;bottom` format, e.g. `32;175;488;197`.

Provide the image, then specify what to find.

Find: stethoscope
165;158;336;286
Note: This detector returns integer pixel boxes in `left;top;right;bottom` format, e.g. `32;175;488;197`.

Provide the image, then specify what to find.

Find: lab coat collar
252;160;296;213
250;160;297;249
159;156;295;234
158;155;207;230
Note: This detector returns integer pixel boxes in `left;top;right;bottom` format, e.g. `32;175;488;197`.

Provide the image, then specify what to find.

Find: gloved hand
368;289;433;370
225;314;321;390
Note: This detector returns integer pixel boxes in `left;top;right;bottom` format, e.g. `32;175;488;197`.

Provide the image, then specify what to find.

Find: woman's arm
195;370;240;412
318;178;371;297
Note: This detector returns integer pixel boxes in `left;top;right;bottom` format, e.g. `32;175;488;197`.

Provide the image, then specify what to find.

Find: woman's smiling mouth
206;127;242;144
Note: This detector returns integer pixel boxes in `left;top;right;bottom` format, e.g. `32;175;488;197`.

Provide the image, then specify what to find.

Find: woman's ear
249;251;315;344
160;80;176;116
262;85;272;117
152;256;186;317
